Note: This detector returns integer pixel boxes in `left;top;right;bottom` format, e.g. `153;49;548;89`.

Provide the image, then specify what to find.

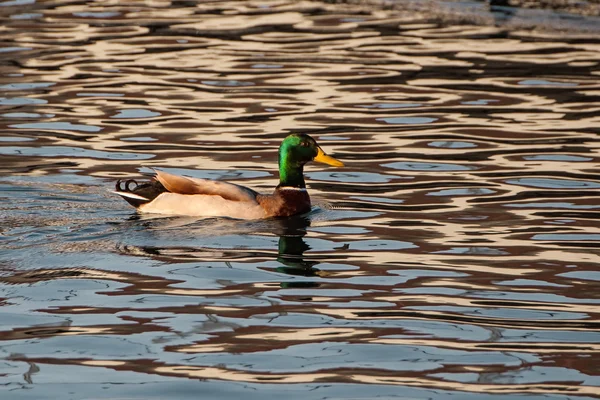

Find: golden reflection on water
1;0;600;399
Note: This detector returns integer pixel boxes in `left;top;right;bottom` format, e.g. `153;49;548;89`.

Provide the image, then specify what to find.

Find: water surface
1;1;599;399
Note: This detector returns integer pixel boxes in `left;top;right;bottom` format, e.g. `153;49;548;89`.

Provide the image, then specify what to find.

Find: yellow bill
314;147;344;167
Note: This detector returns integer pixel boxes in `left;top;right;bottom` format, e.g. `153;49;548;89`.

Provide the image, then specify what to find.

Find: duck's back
115;170;267;219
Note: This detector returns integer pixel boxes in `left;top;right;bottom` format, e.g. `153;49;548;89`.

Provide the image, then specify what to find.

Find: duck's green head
278;133;344;187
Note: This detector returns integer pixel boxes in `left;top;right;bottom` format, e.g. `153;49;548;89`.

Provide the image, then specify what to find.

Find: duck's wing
154;170;259;203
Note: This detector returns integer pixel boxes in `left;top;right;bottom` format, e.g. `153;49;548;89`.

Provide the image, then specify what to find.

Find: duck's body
127;170;310;219
114;134;343;219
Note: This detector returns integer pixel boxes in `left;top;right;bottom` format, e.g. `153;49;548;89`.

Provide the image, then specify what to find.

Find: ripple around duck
1;1;600;399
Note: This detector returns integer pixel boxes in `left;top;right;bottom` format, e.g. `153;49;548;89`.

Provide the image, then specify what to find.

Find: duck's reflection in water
273;214;322;284
119;212;323;282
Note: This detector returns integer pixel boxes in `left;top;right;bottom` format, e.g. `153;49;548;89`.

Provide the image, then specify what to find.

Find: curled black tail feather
115;178;168;208
116;179;140;193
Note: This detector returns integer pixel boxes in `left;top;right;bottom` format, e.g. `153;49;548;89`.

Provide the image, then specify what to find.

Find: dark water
1;1;600;399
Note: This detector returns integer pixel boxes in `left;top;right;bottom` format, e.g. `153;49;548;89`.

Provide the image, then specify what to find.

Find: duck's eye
300;142;309;147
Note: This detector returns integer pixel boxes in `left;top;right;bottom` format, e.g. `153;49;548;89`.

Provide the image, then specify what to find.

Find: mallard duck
113;133;344;219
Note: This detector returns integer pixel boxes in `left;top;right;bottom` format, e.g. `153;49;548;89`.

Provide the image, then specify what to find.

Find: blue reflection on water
376;116;437;124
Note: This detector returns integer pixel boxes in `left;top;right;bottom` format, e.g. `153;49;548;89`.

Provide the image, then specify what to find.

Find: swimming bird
113;133;344;219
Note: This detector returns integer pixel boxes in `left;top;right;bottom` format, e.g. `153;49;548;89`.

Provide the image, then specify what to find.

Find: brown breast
257;188;311;218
